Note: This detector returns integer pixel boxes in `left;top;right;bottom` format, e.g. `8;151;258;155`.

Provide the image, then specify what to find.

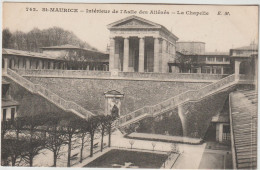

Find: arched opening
111;105;119;118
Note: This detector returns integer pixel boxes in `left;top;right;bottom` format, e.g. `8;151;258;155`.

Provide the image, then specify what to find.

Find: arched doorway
111;105;119;118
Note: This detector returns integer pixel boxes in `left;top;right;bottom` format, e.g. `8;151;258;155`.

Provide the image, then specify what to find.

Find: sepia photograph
1;2;258;169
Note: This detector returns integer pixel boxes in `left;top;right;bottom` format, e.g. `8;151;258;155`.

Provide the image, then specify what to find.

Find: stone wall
25;76;209;115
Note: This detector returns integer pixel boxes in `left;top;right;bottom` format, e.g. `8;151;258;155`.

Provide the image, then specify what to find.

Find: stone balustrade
118;74;238;127
14;69;227;82
6;69;94;118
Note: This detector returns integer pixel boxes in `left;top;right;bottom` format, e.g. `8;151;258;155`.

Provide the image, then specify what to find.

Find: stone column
162;39;168;73
219;123;223;142
234;60;241;75
109;37;115;71
3;58;8;74
153;37;160;72
50;61;54;69
114;39;120;70
198;67;202;73
221;67;224;74
139;36;145;72
123;37;129;72
26;58;30;69
178;104;188;137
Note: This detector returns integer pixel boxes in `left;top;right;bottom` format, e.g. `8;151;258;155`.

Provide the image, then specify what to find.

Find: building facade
2;48;67;73
169;51;231;75
107;15;178;73
2;46;109;73
1;79;19;122
41;44;109;71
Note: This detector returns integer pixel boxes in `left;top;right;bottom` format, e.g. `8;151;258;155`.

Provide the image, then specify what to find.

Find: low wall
15;69;228;82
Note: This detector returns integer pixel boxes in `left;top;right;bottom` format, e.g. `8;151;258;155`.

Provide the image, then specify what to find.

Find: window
223;125;230;141
201;67;210;74
215;67;222;74
2;109;7;121
224;58;229;62
207;57;215;62
216;57;223;62
235;51;243;55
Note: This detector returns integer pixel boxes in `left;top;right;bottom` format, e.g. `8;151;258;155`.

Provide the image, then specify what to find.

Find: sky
2;3;259;52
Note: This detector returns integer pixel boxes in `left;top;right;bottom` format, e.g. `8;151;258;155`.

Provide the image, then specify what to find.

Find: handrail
6;68;94;118
118;74;238;127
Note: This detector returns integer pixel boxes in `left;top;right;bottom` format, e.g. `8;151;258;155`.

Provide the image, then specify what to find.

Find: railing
14;69;111;78
118;74;238;127
15;69;227;81
6;68;94;118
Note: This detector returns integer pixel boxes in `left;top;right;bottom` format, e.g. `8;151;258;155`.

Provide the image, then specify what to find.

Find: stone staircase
5;68;94;119
116;74;255;128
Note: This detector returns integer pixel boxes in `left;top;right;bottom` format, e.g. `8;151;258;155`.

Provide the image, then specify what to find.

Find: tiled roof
204;52;229;56
232;44;258;51
2;48;61;60
41;44;107;54
41;44;80;49
230;90;257;169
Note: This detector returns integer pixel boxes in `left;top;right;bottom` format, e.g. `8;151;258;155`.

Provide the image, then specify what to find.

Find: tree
1;117;28;166
21;114;47;167
45;113;67;167
87;116;100;157
60;115;80;167
175;52;198;73
106;115;116;147
77;118;90;163
1;120;11;140
2;28;12;48
2;138;27;166
129;140;135;149
4;27;97;52
99;115;108;152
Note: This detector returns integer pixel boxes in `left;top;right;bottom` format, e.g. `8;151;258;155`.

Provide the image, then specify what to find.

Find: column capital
122;36;130;39
138;35;145;39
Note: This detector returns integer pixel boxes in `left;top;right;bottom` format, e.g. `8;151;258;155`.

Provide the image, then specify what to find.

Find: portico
107;15;178;73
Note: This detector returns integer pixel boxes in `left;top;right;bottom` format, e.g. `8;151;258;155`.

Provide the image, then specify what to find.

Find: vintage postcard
1;2;258;169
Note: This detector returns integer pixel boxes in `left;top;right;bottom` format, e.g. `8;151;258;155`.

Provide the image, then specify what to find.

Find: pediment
107;15;161;29
115;19;155;27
